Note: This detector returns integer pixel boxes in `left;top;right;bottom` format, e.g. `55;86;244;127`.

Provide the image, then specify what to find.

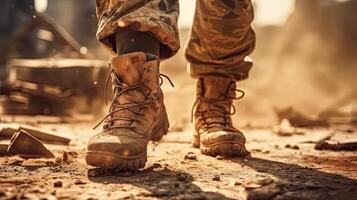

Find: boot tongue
111;52;147;85
203;77;232;100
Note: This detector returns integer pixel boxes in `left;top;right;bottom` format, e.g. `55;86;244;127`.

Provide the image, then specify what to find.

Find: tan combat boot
193;76;248;157
86;52;170;170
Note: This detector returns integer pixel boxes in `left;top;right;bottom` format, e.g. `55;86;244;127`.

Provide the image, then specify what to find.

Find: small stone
53;180;63;188
213;174;220;181
184;152;197;160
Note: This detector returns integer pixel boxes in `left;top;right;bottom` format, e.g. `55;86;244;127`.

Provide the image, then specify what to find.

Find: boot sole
86;150;146;170
85;105;169;170
200;141;248;157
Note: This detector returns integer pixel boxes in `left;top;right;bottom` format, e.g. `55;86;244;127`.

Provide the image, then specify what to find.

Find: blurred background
0;0;356;127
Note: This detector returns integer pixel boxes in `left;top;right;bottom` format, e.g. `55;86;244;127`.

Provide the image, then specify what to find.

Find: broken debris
276;107;329;127
0;124;70;145
7;130;55;158
315;141;357;151
274;119;305;136
314;133;357;151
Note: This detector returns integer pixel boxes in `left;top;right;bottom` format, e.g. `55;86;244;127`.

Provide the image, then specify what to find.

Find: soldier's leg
86;0;179;170
96;0;180;59
186;0;255;80
187;0;255;157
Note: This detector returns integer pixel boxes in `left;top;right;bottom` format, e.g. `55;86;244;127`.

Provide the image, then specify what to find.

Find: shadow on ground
88;167;235;199
231;157;357;200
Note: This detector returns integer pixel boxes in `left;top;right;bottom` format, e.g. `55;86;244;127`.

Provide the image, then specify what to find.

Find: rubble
313;132;357;151
7;130;55;158
315;141;357;151
274;119;305;136
275;107;329;128
0;123;70;145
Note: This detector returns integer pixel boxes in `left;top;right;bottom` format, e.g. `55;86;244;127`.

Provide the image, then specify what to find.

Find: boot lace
191;83;245;131
94;66;174;130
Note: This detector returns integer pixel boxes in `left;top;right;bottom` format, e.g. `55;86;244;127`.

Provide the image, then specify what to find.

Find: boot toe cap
87;129;147;158
201;130;246;146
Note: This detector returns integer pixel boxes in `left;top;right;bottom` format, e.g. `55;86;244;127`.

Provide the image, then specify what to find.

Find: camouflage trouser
96;0;255;81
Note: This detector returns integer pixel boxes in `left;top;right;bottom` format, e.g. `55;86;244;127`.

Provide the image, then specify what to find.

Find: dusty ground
1;66;357;200
0;116;356;200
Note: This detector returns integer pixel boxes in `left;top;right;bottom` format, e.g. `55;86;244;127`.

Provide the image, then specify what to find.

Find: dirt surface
0;118;356;200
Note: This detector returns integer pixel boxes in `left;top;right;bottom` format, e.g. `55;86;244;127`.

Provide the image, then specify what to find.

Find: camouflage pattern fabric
96;0;255;81
96;0;180;59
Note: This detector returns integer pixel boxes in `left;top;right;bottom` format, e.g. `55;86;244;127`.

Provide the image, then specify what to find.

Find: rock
213;174;220;181
184;152;197;160
53;180;63;188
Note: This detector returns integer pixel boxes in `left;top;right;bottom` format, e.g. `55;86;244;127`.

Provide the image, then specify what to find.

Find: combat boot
193;76;248;157
86;52;170;170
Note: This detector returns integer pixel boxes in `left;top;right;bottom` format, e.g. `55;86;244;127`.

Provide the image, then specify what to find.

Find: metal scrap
314;132;357;151
7;130;55;158
315;141;357;151
0;123;70;145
